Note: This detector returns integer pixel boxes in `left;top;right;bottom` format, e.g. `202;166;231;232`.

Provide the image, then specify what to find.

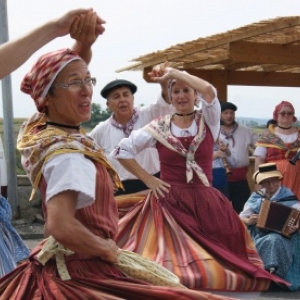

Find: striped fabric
116;131;288;292
0;163;235;299
117;192;273;291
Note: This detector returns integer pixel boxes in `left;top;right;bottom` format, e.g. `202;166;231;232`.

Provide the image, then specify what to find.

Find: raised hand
70;11;106;49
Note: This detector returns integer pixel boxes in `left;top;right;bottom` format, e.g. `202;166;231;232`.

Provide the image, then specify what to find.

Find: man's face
106;86;134;119
221;109;235;126
260;177;281;195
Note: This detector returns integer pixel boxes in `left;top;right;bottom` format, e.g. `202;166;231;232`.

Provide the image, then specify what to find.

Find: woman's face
170;81;196;113
276;104;294;126
46;60;93;125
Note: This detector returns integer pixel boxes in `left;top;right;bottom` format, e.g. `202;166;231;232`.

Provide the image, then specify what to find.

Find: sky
1;0;300;119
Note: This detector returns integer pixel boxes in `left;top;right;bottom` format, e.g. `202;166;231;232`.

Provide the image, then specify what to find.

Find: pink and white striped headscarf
273;100;297;123
20;48;82;112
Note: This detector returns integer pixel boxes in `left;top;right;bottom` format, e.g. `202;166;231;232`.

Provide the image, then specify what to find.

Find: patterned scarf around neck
145;111;209;186
17;113;122;200
256;124;300;158
109;108;139;137
220;122;238;147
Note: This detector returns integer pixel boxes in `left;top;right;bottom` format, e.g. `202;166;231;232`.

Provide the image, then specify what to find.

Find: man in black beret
100;79;137;99
90;78;173;198
219;101;258;213
220;102;237;113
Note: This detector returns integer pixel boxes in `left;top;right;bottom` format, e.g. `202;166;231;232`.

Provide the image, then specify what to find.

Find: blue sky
1;0;300;118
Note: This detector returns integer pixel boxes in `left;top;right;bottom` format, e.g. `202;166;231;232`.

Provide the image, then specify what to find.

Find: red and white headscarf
273;100;297;123
20;48;82;112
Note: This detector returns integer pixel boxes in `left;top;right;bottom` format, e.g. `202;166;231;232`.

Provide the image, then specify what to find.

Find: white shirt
42;153;96;209
90;94;173;181
212;136;238;169
219;124;258;168
110;97;220;160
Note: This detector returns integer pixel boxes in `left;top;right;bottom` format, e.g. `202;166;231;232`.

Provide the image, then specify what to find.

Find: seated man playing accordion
240;162;300;290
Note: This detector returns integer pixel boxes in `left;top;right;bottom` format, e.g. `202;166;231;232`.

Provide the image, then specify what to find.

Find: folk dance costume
0;112;235;300
113;104;288;291
254;124;300;200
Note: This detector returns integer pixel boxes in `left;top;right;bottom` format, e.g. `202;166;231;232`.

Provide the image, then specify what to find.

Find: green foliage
245;120;259;128
82;103;111;129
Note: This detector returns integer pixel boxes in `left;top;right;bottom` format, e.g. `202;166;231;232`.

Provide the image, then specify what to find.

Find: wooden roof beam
143;69;300;88
229;41;300;65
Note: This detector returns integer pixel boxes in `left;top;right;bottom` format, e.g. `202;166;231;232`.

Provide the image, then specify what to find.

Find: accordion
257;199;300;238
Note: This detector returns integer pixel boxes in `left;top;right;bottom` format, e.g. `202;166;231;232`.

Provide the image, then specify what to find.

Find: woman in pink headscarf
254;101;300;199
0;16;240;300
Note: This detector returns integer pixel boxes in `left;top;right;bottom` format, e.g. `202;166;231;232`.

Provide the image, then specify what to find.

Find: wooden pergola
116;16;300;101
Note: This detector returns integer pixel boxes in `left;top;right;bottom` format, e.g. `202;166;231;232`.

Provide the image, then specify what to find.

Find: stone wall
14;175;41;220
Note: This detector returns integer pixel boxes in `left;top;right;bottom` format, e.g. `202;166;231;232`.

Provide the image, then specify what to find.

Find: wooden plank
183;69;300;87
229;41;300;65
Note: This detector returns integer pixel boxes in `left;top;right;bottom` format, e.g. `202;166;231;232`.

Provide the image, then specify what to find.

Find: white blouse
42;153;96;209
110;97;220;160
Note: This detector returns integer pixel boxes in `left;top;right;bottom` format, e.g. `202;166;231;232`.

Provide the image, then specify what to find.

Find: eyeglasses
51;77;96;91
277;111;294;116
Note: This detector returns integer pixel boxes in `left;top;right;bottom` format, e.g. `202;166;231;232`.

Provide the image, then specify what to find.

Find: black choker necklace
46;121;80;130
174;111;195;117
277;125;292;130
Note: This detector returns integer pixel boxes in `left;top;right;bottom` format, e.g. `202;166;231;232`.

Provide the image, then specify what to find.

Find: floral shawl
17;113;122;200
256;124;300;158
145;110;209;186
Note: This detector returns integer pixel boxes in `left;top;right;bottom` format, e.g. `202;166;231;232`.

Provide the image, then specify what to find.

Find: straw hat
253;163;283;185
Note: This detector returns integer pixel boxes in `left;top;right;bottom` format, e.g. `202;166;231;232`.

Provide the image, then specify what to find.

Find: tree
82;103;111;129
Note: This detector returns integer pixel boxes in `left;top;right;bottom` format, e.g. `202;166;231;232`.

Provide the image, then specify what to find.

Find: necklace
277;125;292;130
174;111;195;117
46;121;80;130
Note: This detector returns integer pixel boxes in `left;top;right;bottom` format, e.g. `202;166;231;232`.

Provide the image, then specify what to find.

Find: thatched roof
116;16;300;100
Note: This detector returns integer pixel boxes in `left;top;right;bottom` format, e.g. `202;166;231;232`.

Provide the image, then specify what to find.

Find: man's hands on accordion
243;213;299;235
243;214;258;226
287;224;300;236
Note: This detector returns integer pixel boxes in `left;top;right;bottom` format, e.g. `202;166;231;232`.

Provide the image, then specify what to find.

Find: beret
101;79;137;99
220;101;237;112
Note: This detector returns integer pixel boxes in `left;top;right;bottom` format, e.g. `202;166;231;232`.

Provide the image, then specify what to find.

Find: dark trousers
214;185;230;199
227;180;251;214
115;172;160;196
